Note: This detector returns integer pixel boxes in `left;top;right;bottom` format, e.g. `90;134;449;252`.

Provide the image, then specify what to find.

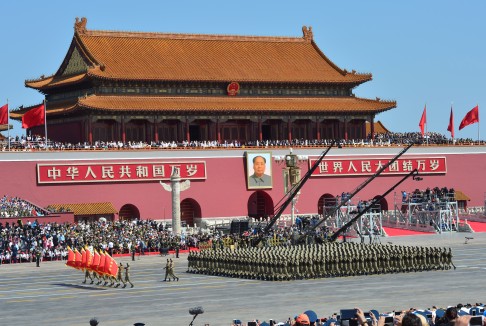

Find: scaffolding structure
391;192;459;233
321;191;460;237
321;198;383;240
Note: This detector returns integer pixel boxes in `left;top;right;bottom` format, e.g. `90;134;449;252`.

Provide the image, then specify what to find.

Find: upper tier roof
26;18;372;88
9;95;395;119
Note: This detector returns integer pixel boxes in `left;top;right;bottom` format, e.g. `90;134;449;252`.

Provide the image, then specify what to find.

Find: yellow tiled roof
11;95;395;119
48;202;117;216
455;190;470;201
26;18;372;88
75;95;395;114
365;120;391;134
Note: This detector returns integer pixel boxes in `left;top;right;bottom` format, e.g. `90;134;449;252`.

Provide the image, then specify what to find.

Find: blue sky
1;0;484;140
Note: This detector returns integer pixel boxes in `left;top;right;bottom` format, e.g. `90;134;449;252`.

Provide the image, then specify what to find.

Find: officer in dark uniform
35;246;42;267
131;243;136;261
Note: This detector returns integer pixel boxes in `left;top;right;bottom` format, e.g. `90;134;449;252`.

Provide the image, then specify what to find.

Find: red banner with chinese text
37;161;207;184
309;157;446;177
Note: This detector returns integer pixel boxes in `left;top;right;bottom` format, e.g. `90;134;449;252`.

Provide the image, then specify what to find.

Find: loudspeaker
230;221;249;234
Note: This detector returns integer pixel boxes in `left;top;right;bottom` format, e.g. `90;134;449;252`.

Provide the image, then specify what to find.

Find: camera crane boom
305;142;414;237
260;141;336;237
329;168;419;242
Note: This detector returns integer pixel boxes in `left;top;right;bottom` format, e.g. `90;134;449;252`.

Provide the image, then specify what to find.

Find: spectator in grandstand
4;128;484;152
398;313;422;326
295;313;310;325
435;307;458;326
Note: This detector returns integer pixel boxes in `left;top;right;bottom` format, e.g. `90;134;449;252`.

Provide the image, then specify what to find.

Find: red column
186;119;190;142
370;115;375;140
145;121;150;143
344;118;348;141
121;116;126;143
316;119;321;141
287;119;292;142
217;120;221;143
81;119;85;142
258;118;262;142
88;118;93;144
154;118;159;143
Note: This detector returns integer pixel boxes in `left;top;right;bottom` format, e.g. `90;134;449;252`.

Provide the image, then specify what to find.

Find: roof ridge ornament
302;26;313;42
75;17;88;34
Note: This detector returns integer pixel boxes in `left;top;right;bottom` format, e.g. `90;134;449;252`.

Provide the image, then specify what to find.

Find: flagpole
478;104;480;145
425;104;428;145
426;120;428;145
44;99;48;150
7;98;10;151
451;102;454;145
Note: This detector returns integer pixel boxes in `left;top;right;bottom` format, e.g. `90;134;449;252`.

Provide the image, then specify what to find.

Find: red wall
0;213;75;225
1;148;484;221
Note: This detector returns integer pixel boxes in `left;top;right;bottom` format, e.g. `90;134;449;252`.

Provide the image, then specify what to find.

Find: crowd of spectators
1;131;483;151
400;187;458;214
401;187;455;204
0;218;205;265
0;214;340;265
82;303;486;325
0;195;47;218
225;304;486;326
373;132;449;145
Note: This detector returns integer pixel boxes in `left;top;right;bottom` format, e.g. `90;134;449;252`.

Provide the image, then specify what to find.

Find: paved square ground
0;232;484;326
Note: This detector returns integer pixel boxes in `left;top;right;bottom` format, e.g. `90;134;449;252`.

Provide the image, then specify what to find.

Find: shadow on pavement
52;283;108;290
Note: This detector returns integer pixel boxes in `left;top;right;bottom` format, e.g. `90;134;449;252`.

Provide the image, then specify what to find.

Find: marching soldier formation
187;242;456;281
65;246;135;288
79;262;134;288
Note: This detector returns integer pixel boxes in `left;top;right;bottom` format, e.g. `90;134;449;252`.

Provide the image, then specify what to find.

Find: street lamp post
283;149;301;226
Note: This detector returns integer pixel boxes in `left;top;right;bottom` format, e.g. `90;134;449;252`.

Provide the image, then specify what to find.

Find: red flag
66;246;76;268
80;248;87;270
419;106;427;136
21;103;45;128
0;104;7;125
110;259;119;278
447;107;454;138
92;250;101;272
74;249;83;270
459;105;479;130
104;253;118;277
85;248;94;271
97;251;106;275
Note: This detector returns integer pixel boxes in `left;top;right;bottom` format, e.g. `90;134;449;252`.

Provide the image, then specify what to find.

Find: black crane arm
262;141;335;234
309;142;414;233
329;168;419;242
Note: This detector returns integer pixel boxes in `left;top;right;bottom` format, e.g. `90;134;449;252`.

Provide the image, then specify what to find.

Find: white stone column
160;166;190;235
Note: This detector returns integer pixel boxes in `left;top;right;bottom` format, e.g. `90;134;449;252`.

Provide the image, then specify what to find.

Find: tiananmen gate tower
11;17;395;144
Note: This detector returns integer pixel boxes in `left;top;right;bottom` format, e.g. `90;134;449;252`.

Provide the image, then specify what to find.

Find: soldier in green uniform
168;258;179;281
163;259;170;281
82;269;94;284
114;262;126;288
122;263;134;288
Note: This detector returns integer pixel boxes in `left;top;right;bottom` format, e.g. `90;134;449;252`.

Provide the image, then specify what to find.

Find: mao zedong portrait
248;155;272;188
